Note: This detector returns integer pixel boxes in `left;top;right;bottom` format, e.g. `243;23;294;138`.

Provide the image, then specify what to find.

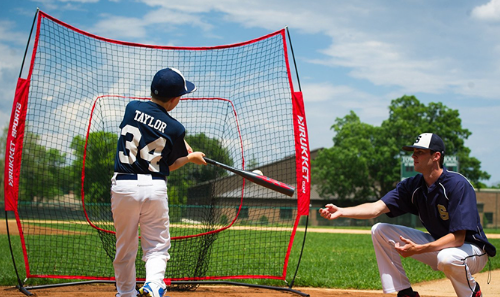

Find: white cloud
58;0;99;3
461;104;500;185
471;0;500;22
86;7;213;42
311;40;458;94
0;22;26;128
303;82;383;111
32;0;94;11
138;0;329;34
88;15;147;39
302;82;391;150
302;83;349;103
2;0;500;183
143;8;213;31
0;43;23;80
0;20;27;43
130;0;500;100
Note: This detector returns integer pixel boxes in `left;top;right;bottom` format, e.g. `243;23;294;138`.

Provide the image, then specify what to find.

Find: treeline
0;129;232;205
0;95;498;205
312;95;492;200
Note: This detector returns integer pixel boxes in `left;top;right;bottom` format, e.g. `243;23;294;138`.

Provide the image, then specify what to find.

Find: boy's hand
188;152;207;165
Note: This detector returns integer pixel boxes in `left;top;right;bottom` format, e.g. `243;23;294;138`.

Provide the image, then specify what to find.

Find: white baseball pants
371;223;488;297
111;173;170;297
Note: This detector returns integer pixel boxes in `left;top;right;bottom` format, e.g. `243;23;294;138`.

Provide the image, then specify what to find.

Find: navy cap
151;67;197;98
403;133;445;154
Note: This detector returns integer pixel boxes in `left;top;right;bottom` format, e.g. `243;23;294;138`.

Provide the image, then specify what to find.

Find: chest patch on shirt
437;204;449;220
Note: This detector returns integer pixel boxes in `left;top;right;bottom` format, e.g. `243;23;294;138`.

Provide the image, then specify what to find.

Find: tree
1;126;67;203
313;111;382;199
167;133;232;206
184;133;233;183
166;133;233;222
382;96;490;188
69;131;234;208
70;131;117;204
312;95;490;200
18;130;67;202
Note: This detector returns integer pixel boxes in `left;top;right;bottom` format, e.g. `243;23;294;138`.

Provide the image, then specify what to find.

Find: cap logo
413;133;432;149
170;67;188;91
402;132;445;153
151;67;196;98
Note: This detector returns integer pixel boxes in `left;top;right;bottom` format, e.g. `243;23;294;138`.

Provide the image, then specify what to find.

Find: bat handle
203;157;217;165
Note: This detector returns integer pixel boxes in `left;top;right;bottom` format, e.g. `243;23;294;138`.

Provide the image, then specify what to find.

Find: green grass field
1;229;499;289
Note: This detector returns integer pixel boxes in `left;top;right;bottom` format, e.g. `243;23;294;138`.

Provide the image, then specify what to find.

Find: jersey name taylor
133;110;167;133
114;100;188;176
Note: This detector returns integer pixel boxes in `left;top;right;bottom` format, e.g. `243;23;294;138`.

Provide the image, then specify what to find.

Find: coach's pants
371;223;488;297
111;173;170;297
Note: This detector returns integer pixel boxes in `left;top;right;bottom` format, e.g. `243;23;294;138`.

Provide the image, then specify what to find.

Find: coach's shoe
397;288;420;297
474;282;482;297
137;282;165;297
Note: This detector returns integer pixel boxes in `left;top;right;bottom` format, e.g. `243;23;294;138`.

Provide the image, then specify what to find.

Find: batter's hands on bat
394;236;421;258
188;152;207;165
319;204;343;220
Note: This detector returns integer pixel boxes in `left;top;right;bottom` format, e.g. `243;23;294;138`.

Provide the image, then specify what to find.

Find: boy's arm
169;152;206;172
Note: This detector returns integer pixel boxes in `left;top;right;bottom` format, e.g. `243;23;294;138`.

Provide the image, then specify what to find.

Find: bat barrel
204;157;295;197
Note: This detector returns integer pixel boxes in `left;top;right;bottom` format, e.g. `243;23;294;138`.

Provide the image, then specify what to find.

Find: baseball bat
204;157;295;197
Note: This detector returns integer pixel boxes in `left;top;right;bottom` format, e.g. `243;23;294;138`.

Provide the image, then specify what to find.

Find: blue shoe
137;282;165;297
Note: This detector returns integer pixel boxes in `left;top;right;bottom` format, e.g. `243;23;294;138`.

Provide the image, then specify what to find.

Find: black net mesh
12;12;301;287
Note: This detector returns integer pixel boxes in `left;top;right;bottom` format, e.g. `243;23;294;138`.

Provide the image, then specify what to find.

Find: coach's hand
394;236;420;258
319;204;343;220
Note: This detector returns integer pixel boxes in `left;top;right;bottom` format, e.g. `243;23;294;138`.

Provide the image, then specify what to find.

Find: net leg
5;211;32;296
16;285;34;296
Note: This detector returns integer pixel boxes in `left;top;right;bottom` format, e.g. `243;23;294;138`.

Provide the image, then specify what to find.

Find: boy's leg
112;177;141;297
139;178;171;292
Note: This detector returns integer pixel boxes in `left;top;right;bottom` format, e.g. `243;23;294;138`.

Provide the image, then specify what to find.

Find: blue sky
1;0;500;186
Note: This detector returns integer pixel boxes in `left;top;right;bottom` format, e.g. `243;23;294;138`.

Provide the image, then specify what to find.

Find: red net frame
4;9;311;293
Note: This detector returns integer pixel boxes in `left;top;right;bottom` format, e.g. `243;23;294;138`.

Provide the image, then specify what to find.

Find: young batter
319;133;495;297
111;67;206;297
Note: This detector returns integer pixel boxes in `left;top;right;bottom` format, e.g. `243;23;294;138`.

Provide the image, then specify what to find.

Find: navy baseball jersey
114;100;188;176
381;169;496;257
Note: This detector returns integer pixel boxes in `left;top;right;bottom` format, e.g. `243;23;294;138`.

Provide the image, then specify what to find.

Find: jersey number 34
118;124;166;172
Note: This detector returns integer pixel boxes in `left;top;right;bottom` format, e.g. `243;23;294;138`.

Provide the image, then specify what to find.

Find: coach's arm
319;200;390;220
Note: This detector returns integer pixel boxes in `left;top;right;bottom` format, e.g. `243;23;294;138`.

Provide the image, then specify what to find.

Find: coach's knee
371;222;394;244
371;222;390;236
437;250;462;274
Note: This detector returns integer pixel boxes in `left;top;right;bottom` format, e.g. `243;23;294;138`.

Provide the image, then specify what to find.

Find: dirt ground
2;272;500;297
2;221;499;296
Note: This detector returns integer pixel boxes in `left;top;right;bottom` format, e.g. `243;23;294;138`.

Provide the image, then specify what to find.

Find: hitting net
4;10;310;289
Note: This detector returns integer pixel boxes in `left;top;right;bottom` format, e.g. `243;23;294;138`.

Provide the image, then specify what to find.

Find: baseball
252;170;263;176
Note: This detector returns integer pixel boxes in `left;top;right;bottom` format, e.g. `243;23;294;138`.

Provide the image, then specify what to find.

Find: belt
116;173;165;180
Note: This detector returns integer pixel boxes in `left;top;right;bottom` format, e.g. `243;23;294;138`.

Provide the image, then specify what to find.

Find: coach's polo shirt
381;168;496;257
